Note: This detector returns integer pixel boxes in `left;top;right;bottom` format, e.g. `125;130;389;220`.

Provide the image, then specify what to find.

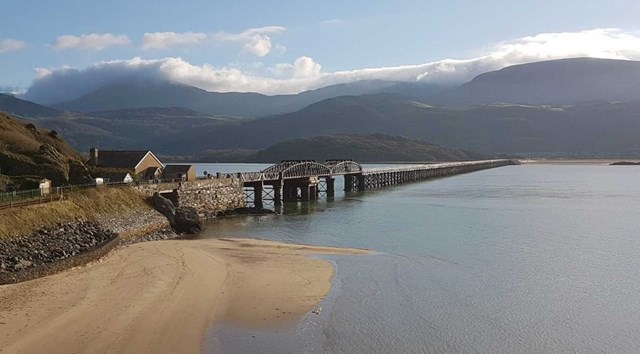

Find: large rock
151;192;176;224
150;193;202;234
174;207;203;234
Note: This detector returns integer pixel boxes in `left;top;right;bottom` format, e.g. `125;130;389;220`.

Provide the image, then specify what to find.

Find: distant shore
0;238;369;354
520;158;640;165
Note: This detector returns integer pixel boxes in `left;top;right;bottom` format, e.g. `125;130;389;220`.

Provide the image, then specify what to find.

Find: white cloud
52;33;131;51
271;56;322;78
213;26;286;57
324;28;640;85
0;85;24;95
242;34;272;56
24;28;640;104
0;39;26;53
141;27;286;56
142;32;208;50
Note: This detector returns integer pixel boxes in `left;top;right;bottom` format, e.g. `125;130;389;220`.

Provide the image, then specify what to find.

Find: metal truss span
231;159;518;207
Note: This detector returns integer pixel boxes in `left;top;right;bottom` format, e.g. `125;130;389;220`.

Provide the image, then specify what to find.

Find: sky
2;0;640;103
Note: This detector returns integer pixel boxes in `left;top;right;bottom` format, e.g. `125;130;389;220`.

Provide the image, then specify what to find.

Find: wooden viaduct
234;159;517;207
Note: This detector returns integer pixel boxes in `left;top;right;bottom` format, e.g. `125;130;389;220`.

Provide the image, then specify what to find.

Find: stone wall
176;179;246;217
133;181;181;196
134;178;246;218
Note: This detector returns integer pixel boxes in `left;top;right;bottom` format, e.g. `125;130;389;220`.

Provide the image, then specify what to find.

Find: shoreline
0;237;369;354
519;158;640;165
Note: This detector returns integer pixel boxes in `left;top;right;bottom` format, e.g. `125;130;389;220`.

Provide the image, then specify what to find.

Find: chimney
89;147;99;167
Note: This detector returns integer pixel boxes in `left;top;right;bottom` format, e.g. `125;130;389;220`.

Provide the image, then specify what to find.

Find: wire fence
0;178;192;210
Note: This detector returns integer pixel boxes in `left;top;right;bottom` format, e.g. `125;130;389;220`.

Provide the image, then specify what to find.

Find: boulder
216;207;276;217
151;193;202;234
174;207;203;234
151;192;176;224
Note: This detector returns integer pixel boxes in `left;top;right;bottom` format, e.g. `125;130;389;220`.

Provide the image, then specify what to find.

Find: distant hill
13;58;640;158
30;93;640;157
179;94;640;156
89;106;210;120
0;112;91;190
49;80;443;118
51;81;264;117
429;58;640;105
0;93;65;118
254;134;490;162
40;58;640;117
34;106;237;154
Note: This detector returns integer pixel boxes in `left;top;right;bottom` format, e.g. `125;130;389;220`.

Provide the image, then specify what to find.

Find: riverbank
0;237;369;354
0;187;178;283
0;187;171;241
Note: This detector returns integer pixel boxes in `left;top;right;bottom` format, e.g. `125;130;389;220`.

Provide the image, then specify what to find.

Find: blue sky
2;0;640;101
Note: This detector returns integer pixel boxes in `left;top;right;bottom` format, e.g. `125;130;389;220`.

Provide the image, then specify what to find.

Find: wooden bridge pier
343;173;366;192
261;181;282;206
352;159;516;191
323;176;335;197
281;177;320;202
244;181;264;208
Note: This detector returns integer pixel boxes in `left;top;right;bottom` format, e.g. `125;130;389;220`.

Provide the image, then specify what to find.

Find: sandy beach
0;238;369;354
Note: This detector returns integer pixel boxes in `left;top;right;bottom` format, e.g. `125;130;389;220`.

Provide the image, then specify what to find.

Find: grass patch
0;187;153;240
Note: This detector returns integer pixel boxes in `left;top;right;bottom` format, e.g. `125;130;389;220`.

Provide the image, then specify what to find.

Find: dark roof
143;166;161;179
163;165;193;173
96;150;153;169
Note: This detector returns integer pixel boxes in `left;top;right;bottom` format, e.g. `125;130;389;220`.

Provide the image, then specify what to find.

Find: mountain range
428;58;640;106
2;57;640;158
192;134;490;163
50;79;443;118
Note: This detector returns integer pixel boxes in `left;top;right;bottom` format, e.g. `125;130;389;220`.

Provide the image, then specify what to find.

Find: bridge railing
362;159;514;174
230;159;515;183
237;172;264;182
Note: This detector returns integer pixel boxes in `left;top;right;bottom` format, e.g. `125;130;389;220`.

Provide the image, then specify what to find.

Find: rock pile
151;193;203;234
216;207;277;217
0;221;115;273
98;209;171;238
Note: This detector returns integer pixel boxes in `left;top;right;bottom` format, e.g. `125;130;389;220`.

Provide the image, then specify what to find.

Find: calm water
200;164;640;353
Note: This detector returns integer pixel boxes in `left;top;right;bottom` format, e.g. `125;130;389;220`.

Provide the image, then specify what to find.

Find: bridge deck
361;159;513;175
235;159;514;183
231;159;517;206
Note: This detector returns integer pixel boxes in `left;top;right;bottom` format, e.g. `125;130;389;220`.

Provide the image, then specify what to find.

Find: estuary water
199;163;640;353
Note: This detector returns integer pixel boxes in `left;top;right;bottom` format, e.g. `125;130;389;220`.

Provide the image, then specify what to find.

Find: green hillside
0;112;91;190
253;134;490;162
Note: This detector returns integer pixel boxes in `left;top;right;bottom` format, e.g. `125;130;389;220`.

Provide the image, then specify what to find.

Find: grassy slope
0;187;154;240
0;112;91;188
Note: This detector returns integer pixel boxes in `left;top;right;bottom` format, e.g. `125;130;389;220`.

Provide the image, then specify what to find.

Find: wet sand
0;238;369;354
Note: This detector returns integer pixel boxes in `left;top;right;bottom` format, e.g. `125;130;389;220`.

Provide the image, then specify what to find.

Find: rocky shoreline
0;202;187;284
216;207;277;217
0;221;121;284
0;196;277;284
0;221;115;273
